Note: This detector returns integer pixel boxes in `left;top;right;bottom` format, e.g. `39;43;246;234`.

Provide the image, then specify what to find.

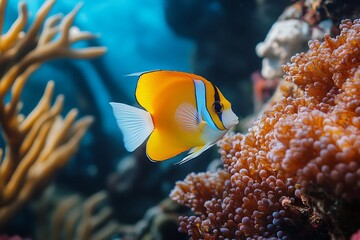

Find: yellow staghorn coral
0;0;106;226
171;19;360;239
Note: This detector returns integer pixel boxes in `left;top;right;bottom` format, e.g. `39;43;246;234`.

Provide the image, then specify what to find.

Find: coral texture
280;19;360;200
252;1;332;121
171;19;360;239
35;184;187;240
171;140;308;239
0;0;105;226
256;18;310;80
36;185;121;240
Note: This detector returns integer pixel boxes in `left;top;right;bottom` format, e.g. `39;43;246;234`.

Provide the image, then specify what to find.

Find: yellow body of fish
110;70;238;164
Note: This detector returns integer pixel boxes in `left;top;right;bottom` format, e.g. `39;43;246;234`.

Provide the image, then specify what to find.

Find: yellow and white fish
110;70;238;164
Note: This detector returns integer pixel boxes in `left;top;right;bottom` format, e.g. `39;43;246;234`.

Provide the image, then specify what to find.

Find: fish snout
222;109;238;129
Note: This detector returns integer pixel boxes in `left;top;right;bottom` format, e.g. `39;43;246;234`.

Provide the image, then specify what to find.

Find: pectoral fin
175;103;201;133
175;143;215;165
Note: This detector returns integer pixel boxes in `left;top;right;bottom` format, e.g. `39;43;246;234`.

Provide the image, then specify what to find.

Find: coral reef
0;0;105;227
171;155;314;239
35;185;121;240
256;18;310;80
256;1;332;81
278;19;360;200
36;185;188;240
35;183;187;240
171;19;360;239
252;1;333;117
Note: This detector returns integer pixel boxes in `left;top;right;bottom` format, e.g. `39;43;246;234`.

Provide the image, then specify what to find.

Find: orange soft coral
171;19;360;239
277;19;360;200
171;133;316;239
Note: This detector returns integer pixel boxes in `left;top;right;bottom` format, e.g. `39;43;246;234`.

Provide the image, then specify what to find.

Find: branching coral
36;186;121;240
171;19;360;239
0;0;105;226
36;185;187;240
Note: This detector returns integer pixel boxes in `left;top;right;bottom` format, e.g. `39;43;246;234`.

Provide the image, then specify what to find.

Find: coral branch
0;0;106;226
0;2;27;52
35;186;122;240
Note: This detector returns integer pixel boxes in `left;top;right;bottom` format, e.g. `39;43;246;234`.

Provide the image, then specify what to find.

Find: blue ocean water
2;0;197;230
6;0;193;130
4;0;196;184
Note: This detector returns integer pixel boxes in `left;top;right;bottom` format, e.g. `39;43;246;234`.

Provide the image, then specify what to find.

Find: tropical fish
110;70;238;164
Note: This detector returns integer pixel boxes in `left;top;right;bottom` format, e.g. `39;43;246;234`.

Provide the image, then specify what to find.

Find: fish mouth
229;118;239;129
222;109;238;129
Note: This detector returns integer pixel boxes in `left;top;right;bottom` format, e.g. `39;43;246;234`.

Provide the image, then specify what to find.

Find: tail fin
110;102;154;152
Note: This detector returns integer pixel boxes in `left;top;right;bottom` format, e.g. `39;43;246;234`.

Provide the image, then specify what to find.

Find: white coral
256;19;310;80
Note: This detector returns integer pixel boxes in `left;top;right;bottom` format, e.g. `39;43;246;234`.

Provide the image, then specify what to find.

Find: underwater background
1;0;360;239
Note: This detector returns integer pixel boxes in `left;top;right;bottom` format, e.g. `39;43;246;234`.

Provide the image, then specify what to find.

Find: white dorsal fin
110;102;154;152
125;70;160;77
175;103;201;132
175;143;215;165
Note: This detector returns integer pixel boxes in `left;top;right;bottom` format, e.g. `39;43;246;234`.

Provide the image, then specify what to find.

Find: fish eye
213;101;224;114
